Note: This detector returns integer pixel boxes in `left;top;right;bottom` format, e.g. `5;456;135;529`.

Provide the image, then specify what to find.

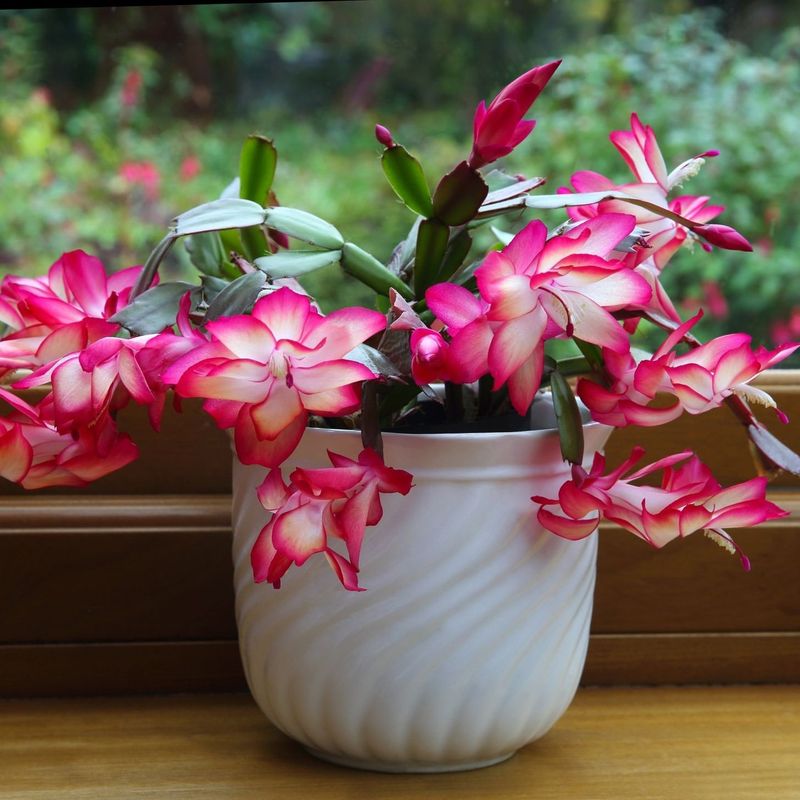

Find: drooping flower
0;388;138;490
165;287;386;469
578;311;799;426
468;60;560;169
533;446;787;568
561;115;749;329
251;448;413;590
13;292;208;435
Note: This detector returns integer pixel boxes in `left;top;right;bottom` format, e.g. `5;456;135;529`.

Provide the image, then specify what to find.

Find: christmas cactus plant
1;60;797;590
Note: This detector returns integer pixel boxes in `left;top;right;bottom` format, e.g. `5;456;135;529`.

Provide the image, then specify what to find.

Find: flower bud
375;124;394;149
692;223;753;252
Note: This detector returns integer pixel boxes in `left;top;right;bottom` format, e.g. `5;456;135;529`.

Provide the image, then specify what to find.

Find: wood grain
1;687;798;799
584;632;800;685
1;372;798;695
0;496;234;643
1;494;797;644
0;490;798;694
0;641;244;696
4;630;799;697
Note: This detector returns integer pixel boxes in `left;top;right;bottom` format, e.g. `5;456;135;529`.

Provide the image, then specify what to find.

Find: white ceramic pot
232;422;612;773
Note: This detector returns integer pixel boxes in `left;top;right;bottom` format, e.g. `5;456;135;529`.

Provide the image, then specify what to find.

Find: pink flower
119;161;160;200
13;292;207;435
165;287;386;469
578;312;799;426
427;215;651;415
533;447;786;567
375;124;394;148
0;388;138;490
15;334;160;433
389;290;456;384
690;223;751;252
562;115;750;323
121;69;142;108
700;280;728;320
179;155;201;182
468;60;560;169
0;250;144;376
772;308;800;347
251;448;413;590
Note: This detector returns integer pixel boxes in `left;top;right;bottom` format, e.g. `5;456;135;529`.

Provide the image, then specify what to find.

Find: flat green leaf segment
381;145;434;218
173;199;266;236
111;282;195;335
550;371;585;465
239;135;277;204
206;271;267;321
255;250;341;278
263;207;344;250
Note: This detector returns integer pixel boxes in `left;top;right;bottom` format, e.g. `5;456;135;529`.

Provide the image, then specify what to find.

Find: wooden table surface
2;686;799;799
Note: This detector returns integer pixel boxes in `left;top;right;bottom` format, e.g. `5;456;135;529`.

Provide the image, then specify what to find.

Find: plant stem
131;234;176;300
478;374;493;418
360;381;383;457
444;381;464;423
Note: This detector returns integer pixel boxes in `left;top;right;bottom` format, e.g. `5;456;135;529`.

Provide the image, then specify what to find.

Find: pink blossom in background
251;448;413;590
179;155;201;182
119;161;161;200
31;87;52;106
756;237;774;256
700;280;728;319
771;308;800;347
468;60;560;169
121;69;143;108
533;447;786;568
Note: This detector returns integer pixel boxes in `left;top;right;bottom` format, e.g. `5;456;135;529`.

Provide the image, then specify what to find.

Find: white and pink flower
0;250;144;377
579;312;799;426
533;447;786;567
251;448;413;590
425;215;652;415
165;287;386;469
0;388;138;490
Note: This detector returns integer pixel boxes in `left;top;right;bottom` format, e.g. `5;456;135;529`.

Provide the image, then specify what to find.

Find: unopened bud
692;223;753;252
375;124;395;149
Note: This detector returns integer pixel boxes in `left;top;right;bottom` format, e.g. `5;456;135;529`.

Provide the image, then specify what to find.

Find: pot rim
303;420;611;445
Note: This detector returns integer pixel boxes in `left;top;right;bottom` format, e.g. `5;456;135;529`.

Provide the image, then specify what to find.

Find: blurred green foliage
0;5;798;354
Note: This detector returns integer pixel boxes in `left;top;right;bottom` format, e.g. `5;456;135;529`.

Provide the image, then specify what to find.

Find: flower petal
206;315;275;362
537;507;600;540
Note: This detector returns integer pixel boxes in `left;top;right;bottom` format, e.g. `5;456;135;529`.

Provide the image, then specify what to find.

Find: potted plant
1;59;797;772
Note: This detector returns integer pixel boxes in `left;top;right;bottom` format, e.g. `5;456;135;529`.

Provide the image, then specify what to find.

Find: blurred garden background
1;1;799;358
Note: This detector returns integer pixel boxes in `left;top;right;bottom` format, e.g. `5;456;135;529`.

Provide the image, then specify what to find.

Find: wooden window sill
1;371;799;695
2;686;799;798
